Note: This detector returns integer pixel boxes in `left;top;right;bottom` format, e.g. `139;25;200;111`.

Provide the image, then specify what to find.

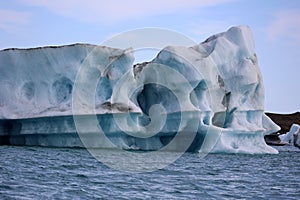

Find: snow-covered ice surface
0;26;279;154
279;124;300;148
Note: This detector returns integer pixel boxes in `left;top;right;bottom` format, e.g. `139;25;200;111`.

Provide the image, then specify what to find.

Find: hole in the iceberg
21;81;35;101
52;77;73;104
212;112;226;128
160;136;173;146
137;83;180;116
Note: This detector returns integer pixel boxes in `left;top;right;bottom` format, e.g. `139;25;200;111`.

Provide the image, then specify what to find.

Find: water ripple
0;145;299;199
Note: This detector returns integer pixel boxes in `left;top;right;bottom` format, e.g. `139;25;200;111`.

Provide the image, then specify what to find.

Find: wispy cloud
20;0;234;24
0;9;31;31
265;10;300;44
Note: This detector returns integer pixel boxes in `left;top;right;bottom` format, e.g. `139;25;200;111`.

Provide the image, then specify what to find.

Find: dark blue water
0;145;299;199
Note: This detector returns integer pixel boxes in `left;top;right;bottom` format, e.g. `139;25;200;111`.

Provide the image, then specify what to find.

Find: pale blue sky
0;0;299;113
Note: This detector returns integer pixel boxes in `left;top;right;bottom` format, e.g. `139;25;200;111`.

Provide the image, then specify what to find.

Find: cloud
20;0;234;24
265;10;300;44
0;9;31;31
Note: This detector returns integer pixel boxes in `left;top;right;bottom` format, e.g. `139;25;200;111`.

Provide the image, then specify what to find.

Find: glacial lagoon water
0;145;299;199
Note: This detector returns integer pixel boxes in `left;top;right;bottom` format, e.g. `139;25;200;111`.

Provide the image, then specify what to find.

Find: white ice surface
279;124;300;148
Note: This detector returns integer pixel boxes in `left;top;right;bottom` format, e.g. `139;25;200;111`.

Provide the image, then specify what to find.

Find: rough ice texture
0;26;280;153
279;124;300;148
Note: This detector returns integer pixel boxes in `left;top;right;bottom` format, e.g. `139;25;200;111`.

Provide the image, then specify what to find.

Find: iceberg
0;26;279;154
279;124;300;148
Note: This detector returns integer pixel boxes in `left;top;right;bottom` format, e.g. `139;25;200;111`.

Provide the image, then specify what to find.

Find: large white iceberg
0;26;279;154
